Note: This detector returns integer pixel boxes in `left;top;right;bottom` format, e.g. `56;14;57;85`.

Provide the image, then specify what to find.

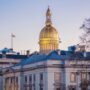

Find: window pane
40;73;43;81
54;72;60;82
16;77;18;83
29;75;32;83
33;74;35;81
81;73;87;80
25;75;27;83
70;73;76;82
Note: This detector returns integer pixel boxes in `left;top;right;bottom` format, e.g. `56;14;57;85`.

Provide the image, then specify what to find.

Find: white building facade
2;51;90;90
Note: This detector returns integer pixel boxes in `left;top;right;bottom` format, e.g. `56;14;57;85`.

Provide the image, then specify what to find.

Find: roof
14;50;90;66
0;54;27;59
0;48;28;60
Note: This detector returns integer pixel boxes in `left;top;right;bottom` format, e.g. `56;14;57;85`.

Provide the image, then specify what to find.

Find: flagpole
11;33;15;50
11;34;13;50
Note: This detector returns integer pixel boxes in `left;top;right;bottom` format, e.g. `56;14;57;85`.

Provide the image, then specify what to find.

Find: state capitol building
0;7;90;90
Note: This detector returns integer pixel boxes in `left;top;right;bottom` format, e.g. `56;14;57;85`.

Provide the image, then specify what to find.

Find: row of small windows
5;76;18;83
24;73;43;83
54;72;90;90
24;73;61;90
24;72;90;90
25;73;61;83
5;72;90;90
24;73;43;90
70;72;90;82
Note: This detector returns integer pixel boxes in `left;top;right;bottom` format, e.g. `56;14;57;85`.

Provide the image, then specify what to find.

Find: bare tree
80;18;90;51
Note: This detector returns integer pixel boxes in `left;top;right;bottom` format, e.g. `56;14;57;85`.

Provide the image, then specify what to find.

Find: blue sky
0;0;90;53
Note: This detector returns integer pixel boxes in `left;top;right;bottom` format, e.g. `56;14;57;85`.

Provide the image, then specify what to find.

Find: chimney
26;50;30;57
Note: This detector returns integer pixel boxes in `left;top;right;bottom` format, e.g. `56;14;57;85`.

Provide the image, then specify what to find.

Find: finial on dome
46;6;52;25
47;6;51;14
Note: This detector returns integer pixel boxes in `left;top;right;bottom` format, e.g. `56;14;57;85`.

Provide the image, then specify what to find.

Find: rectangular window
33;74;35;81
24;76;28;90
11;77;13;83
25;75;27;83
16;77;18;83
40;73;43;90
29;75;32;90
54;72;60;82
70;72;76;82
33;74;36;90
89;72;90;80
5;77;9;83
29;75;32;83
40;73;43;81
81;72;87;80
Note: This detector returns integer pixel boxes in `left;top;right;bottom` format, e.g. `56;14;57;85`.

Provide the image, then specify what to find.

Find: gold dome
39;25;59;43
39;7;60;53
